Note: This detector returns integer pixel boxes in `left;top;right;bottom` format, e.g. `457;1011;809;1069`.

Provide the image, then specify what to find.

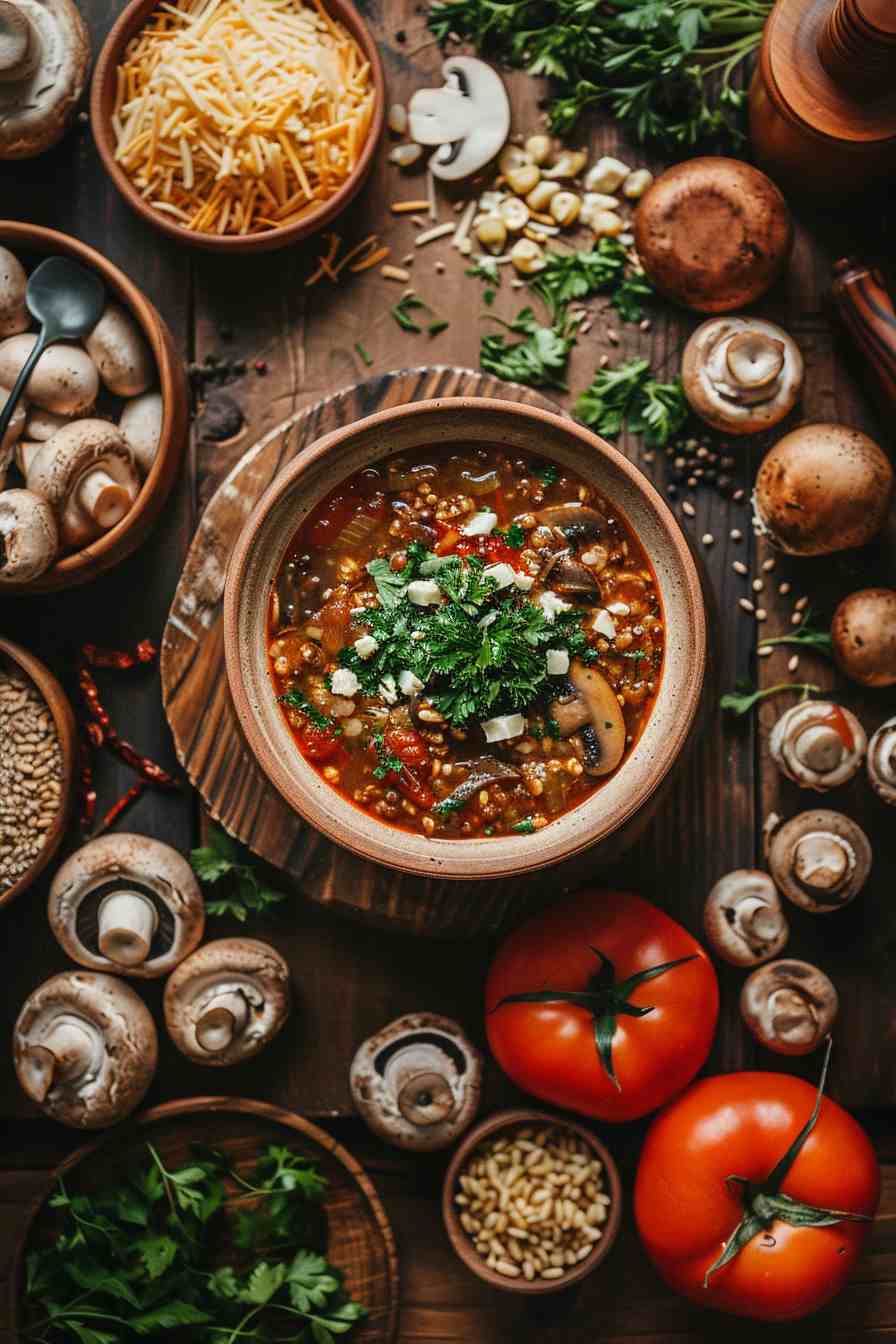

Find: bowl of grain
442;1108;622;1293
0;638;76;908
90;0;385;253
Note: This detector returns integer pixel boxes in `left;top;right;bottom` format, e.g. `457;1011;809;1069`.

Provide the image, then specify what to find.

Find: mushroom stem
195;992;249;1053
19;1015;100;1103
78;469;132;530
0;1;36;82
397;1070;455;1126
734;896;783;945
97;890;159;967
792;831;854;895
725;331;786;389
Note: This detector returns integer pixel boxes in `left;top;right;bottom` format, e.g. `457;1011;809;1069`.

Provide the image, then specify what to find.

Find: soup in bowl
224;399;706;879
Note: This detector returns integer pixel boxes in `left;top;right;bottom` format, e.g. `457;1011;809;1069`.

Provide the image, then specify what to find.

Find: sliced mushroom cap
408;55;510;182
13;971;157;1128
769;700;866;791
681;317;803;434
703;870;789;967
550;659;626;777
868;716;896;806
435;756;520;812
543;552;601;599
753;423;893;556
0;243;27;336
0;0;90;159
349;1012;483;1151
27;419;140;549
831;589;896;688
535;502;611;545
766;809;872;913
48;833;205;978
740;959;838;1055
633;158;792;312
0;487;58;582
164;938;291;1066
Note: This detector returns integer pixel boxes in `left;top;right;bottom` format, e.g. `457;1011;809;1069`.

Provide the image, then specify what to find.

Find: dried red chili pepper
106;736;179;789
78;735;97;834
81;640;157;670
93;782;147;836
77;651;181;802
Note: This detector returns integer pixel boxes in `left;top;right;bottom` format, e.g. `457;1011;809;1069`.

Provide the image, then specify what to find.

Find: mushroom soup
267;447;664;838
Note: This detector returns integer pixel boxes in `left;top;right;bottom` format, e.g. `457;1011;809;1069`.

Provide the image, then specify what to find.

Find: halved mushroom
0;487;58;582
766;809;872;912
769;700;866;791
633;158;792;312
27;419;140;549
350;1012;482;1151
0;0;90;159
868;717;896;807
549;659;626;777
13;971;157;1128
164;938;291;1066
535;502;611;545
0;244;27;336
119;389;164;475
86;304;154;398
435;756;520;812
542;552;601;599
740;959;838;1055
48;834;204;978
0;334;98;414
408;56;510;182
681;317;804;434
703;870;789;967
831;589;896;688
753;424;893;556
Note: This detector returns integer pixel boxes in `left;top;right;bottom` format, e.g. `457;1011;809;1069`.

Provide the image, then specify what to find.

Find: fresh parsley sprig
575;357;689;447
481;307;582;389
720;678;821;717
758;609;834;658
190;824;288;921
529;239;653;323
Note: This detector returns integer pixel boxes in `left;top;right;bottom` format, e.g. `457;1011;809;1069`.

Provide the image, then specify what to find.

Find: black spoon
0;256;106;447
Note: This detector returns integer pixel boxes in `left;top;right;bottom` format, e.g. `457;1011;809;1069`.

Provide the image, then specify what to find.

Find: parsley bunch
574;357;689;446
191;825;288;922
428;0;772;146
481;307;582;388
24;1143;366;1344
529;239;653;324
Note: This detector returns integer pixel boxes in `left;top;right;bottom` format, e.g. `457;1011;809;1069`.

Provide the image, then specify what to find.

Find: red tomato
370;729;435;810
485;889;718;1122
454;535;523;568
384;727;431;771
298;724;342;762
634;1067;880;1321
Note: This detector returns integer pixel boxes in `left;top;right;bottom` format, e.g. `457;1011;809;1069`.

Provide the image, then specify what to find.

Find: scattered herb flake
720;678;821;717
513;818;536;833
354;341;373;367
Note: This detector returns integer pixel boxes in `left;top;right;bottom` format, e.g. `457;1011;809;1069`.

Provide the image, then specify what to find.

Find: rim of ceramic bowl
441;1107;623;1293
90;0;385;254
0;220;188;589
223;396;707;880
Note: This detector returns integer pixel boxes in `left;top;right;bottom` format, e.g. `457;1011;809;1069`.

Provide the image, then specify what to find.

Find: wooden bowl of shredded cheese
90;0;384;251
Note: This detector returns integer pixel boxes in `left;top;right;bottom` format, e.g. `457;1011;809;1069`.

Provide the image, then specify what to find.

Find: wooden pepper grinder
749;0;896;196
831;257;896;422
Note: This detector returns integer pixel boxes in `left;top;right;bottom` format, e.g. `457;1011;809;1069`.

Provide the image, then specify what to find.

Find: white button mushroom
408;56;511;182
26;419;140;549
0;0;90;160
868;717;896;807
164;937;291;1066
766;809;872;913
118;388;164;476
0;487;58;582
0;244;27;336
13;971;157;1128
350;1012;483;1151
769;701;866;791
48;833;205;978
703;870;789;967
681;317;804;435
0;380;26;456
86;303;155;398
0;333;98;414
740;959;838;1055
24;405;74;441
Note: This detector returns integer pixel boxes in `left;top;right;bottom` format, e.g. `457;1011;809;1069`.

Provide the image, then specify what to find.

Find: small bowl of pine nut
442;1109;622;1293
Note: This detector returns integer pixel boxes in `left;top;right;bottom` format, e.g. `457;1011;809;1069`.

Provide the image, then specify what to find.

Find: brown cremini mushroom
766;809;872;913
769;700;866;791
740;959;838;1055
868;717;896;807
350;1012;483;1151
703;870;789;967
549;659;626;777
681;317;803;434
13;971;157;1128
27;419;140;549
633;158;792;312
0;487;57;582
831;589;896;688
164;937;290;1066
753;423;893;556
0;243;27;336
0;0;90;159
48;833;205;978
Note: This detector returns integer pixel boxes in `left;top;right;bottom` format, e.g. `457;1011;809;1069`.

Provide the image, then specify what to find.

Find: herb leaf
720;678;822;716
575;357;688;446
190;823;289;921
481;307;581;389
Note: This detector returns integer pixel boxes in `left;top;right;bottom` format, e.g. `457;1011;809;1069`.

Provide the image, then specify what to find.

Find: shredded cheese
113;0;375;237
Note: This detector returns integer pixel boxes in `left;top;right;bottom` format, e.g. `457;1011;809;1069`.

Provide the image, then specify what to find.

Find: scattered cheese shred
113;0;375;237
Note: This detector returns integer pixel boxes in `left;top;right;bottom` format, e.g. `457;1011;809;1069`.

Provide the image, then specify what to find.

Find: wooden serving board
12;1097;399;1343
160;366;697;937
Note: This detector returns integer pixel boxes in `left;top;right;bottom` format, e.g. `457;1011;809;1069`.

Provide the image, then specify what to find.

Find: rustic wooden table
2;0;895;1338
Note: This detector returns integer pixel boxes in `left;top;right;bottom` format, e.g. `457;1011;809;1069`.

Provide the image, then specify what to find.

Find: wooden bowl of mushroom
224;397;707;881
0;222;187;590
0;637;76;908
442;1108;623;1292
90;0;384;253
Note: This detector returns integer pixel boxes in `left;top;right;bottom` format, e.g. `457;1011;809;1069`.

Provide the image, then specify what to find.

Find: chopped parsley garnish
371;732;403;780
513;818;536;833
278;690;341;733
575;358;689;447
529;240;653;324
466;256;502;286
391;292;450;337
481;307;581;390
432;794;467;816
355;341;373;366
623;648;648;661
536;463;559;487
494;522;526;548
